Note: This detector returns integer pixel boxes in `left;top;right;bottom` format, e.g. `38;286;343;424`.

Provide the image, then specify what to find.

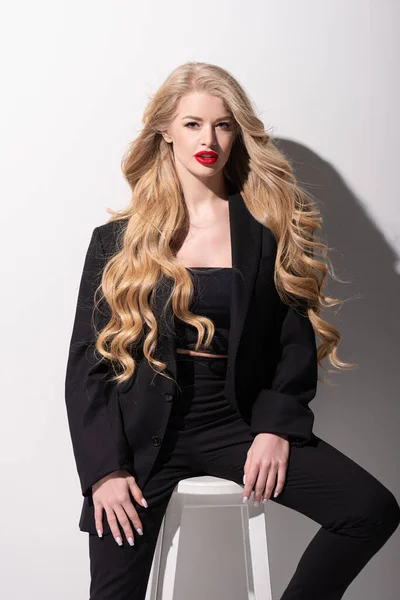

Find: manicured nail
274;492;279;498
128;537;135;546
97;529;103;538
262;498;267;503
141;498;148;508
115;536;122;546
243;496;248;503
136;528;143;536
254;500;260;507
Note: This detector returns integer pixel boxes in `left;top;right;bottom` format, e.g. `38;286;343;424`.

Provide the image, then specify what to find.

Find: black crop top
174;267;232;354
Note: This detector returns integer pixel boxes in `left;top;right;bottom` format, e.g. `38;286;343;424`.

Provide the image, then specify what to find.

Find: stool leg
149;492;185;600
242;503;273;600
145;515;166;600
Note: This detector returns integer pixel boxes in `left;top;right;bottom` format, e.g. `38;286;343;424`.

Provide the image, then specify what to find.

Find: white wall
0;1;398;598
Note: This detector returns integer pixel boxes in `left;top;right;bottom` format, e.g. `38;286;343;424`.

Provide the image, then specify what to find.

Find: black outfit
88;355;399;600
174;266;232;354
65;183;399;599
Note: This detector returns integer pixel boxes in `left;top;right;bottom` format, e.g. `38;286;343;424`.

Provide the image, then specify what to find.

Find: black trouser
88;355;400;600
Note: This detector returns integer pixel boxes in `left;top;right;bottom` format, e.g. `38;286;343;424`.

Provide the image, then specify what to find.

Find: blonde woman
65;62;399;599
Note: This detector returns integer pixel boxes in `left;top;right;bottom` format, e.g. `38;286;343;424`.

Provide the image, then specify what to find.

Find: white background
0;1;398;598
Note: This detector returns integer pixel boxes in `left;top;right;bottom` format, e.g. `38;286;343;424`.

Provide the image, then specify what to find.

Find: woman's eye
184;122;231;129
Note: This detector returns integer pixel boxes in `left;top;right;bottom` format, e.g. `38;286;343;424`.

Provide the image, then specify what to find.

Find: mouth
194;151;219;165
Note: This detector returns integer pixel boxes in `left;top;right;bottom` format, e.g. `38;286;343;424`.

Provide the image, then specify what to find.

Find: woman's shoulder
96;218;129;253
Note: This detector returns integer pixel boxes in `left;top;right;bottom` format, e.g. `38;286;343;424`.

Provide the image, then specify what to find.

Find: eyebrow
181;115;233;121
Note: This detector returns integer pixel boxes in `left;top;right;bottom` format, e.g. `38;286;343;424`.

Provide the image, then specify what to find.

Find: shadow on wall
266;138;400;600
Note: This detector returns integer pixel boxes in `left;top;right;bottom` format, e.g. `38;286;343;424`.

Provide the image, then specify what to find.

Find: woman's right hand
92;469;148;545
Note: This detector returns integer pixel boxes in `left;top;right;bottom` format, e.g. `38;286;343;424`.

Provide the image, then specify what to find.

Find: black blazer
65;186;318;533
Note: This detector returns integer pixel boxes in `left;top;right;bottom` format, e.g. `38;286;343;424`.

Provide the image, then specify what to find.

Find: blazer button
164;392;173;402
152;436;162;447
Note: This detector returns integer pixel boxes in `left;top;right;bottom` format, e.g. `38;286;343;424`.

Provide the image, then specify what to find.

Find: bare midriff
176;348;228;358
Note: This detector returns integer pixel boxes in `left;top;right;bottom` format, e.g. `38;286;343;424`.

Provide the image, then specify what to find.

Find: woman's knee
373;487;400;533
354;483;400;537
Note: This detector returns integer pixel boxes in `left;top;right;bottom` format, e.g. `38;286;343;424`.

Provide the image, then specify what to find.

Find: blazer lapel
227;185;262;366
153;184;263;388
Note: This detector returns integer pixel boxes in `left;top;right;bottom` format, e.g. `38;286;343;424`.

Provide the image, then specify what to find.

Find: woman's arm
64;226;133;498
250;300;318;447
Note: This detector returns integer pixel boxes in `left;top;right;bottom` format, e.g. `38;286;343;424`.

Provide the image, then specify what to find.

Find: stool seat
145;475;273;600
176;475;243;495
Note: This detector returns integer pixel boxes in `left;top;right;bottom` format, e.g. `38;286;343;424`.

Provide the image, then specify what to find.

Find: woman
65;62;399;599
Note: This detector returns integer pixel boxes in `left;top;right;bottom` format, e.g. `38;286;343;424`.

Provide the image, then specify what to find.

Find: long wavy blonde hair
93;61;357;387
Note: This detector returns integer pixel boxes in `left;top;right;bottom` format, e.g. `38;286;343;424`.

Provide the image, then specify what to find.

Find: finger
104;505;123;546
262;464;279;502
122;497;144;537
243;449;251;480
94;503;104;538
253;464;270;504
113;504;136;546
242;452;252;499
271;462;288;499
243;466;258;502
128;478;148;509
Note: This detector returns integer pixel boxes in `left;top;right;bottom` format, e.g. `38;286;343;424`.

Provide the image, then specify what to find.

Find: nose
201;125;217;148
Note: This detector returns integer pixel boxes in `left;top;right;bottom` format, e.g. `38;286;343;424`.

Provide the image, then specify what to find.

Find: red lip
194;150;218;158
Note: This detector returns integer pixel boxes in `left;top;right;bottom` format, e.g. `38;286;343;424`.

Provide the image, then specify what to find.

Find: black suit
65;185;318;531
65;186;400;600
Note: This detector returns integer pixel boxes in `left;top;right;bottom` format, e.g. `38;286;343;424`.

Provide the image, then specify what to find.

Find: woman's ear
160;129;173;144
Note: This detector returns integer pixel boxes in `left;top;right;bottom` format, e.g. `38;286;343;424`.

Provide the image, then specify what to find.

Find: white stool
144;475;273;600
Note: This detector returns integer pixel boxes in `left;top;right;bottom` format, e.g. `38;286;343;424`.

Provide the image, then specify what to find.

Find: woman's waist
176;348;228;359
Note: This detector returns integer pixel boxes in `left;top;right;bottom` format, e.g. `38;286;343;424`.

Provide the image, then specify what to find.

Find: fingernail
128;537;135;546
97;529;103;538
274;492;279;498
254;500;260;507
262;498;267;503
243;496;248;503
141;498;148;508
136;528;143;536
115;536;122;546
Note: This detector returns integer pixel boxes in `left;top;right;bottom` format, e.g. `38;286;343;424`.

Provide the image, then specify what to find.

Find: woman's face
161;92;237;183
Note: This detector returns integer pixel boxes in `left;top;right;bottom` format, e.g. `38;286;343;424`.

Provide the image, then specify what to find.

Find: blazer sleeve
64;226;134;498
250;299;318;447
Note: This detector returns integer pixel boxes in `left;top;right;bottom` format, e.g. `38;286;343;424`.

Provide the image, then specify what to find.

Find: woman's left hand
242;433;289;504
